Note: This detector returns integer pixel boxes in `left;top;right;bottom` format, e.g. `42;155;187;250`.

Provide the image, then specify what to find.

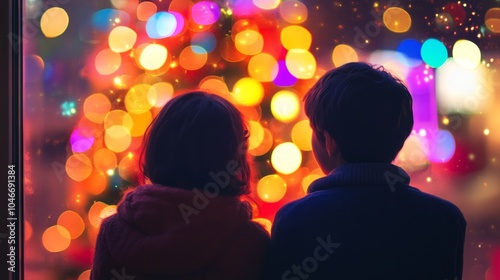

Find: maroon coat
90;184;269;280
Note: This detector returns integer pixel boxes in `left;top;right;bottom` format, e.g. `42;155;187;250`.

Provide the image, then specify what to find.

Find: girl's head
140;91;251;196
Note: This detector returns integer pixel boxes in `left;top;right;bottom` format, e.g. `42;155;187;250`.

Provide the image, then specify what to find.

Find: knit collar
308;163;411;193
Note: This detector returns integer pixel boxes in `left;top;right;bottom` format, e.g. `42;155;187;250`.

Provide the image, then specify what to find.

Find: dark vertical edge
0;0;11;278
8;0;23;279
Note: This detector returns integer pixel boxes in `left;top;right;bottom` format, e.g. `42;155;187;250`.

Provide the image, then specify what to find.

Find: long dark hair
139;91;251;196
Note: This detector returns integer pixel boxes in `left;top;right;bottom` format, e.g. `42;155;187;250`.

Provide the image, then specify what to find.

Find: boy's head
304;62;413;172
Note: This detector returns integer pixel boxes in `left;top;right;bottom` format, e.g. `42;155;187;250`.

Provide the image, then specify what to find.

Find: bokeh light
220;36;247;62
57;211;85;239
248;121;265;150
92;9;130;32
78;270;91;280
147;82;174;107
421;38;448;68
285;49;316;79
427;130;456;163
100;205;118;219
248;53;278;82
191;1;220;25
40;7;69;38
332;44;359;67
137;1;157;21
199;76;230;98
125;84;153;114
271;142;302;174
146;12;177;39
93;148;118;173
42;225;71;252
105;125;132;153
25;221;33;241
192;32;217;52
118;154;138;182
88;201;109;228
139;44;168;70
302;173;322;193
257;174;287;203
179;46;208;70
70;129;94;153
249;128;273;156
253;0;280;10
436;58;488;113
235;30;264;55
84;93;112;124
485;8;500;33
281;25;312;50
65;154;93;182
452;39;481;70
104;110;133;131
291;120;313;151
95;49;121;75
270;90;300;123
273;60;297;87
232;77;264;106
397;39;422;67
129;111;152;137
252;217;272;234
84;172;108;195
108;26;137;53
383;7;412;33
279;0;308;24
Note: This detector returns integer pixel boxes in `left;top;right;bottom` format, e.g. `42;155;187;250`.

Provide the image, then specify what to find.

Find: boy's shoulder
274;183;465;230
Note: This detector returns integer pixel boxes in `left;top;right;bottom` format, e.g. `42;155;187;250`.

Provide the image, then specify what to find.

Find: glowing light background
23;0;500;279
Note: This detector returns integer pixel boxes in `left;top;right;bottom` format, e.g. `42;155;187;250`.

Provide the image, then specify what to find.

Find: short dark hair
140;91;251;195
304;62;414;163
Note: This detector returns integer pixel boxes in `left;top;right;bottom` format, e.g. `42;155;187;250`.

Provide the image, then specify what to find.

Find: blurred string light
61;101;76;116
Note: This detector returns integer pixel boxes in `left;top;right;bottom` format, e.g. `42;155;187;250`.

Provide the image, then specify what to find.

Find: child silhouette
91;91;269;280
263;62;466;280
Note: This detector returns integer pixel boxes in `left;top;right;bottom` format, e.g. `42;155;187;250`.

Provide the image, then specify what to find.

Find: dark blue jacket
263;163;466;280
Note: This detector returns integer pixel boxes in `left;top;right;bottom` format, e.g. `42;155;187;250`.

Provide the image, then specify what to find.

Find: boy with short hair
263;62;466;280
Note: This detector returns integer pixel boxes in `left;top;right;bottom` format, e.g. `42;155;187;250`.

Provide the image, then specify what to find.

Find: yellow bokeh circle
248;53;278;82
257;174;287;203
271;142;302;174
332;44;359;67
234;30;264;55
42;225;71;252
66;154;93;182
108;26;137;53
232;77;264;106
270;90;300;123
84;93;111;124
281;25;312;50
40;7;69;38
285;49;317;79
57;210;85;239
291;120;313;151
105;125;132;153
